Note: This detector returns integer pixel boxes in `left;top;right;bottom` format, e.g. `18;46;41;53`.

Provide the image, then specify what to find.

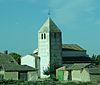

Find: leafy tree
9;52;21;65
43;54;61;78
92;54;97;61
96;55;100;65
92;54;100;66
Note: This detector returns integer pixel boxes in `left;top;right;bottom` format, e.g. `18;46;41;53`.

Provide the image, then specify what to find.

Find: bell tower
38;17;62;78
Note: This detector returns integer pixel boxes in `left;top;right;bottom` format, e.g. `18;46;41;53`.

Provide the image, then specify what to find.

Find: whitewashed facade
21;54;40;78
21;55;35;68
38;17;62;78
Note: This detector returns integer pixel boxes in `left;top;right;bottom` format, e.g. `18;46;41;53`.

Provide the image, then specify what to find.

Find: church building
21;17;93;78
38;17;93;78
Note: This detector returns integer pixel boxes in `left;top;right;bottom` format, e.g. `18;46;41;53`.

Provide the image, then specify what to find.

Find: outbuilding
0;53;38;81
56;64;100;82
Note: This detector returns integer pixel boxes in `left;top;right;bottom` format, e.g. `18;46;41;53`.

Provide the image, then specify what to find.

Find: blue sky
0;0;100;56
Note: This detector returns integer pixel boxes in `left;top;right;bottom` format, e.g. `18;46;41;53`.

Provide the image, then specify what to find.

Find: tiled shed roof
66;63;90;70
3;64;36;72
0;53;18;65
0;53;36;72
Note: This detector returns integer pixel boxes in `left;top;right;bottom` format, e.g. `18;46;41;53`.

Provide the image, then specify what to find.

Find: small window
44;33;46;39
54;33;56;39
41;34;43;39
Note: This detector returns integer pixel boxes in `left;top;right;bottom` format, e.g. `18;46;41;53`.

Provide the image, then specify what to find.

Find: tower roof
39;17;61;33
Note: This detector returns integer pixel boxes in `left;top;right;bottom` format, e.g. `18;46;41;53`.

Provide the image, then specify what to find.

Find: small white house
21;51;40;78
21;55;35;68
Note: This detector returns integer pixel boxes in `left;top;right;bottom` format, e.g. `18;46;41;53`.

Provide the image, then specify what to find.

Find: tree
92;54;100;66
92;54;97;61
43;54;61;78
9;52;21;65
96;55;100;65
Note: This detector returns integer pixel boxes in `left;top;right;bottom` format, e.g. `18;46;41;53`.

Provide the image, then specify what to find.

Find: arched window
41;34;43;39
44;33;46;39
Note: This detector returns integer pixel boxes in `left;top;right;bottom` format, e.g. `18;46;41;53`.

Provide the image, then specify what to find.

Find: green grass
0;80;99;85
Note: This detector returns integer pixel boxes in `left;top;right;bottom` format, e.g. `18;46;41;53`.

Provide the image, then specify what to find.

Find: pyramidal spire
39;17;61;33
